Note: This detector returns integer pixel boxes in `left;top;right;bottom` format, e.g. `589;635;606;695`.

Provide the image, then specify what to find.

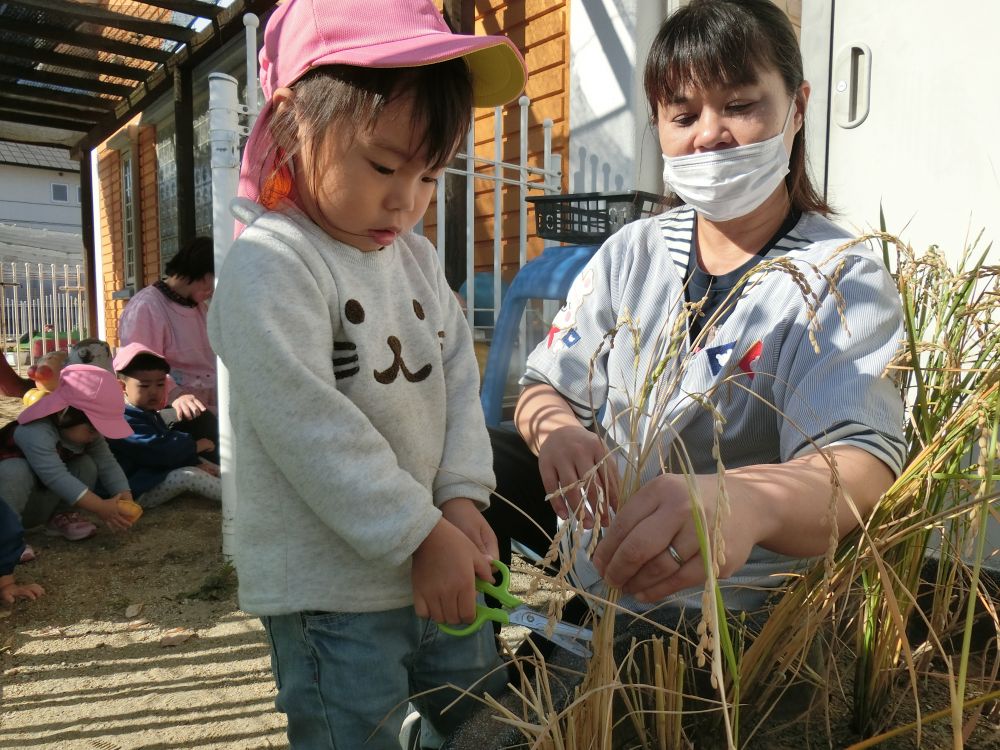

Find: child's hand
195;438;216;455
78;493;134;532
1;580;45;606
440;498;499;561
198;460;220;477
411;518;494;626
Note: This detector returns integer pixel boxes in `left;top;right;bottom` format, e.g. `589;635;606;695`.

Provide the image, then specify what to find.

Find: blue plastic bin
479;244;599;427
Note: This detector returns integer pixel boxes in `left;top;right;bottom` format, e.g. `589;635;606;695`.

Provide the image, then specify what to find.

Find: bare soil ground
1;392;997;749
0;396;287;749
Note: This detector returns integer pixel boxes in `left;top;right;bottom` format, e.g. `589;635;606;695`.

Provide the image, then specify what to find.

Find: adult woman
489;0;905;621
118;237;217;448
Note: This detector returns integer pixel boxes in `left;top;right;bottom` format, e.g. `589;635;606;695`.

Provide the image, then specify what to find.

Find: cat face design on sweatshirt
333;298;445;384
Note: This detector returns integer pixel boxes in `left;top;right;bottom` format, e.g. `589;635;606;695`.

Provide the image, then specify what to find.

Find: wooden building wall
97;123;159;347
422;0;571;279
97;148;123;346
94;1;170;346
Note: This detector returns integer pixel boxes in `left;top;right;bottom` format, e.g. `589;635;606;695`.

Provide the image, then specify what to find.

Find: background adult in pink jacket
118;237;218;455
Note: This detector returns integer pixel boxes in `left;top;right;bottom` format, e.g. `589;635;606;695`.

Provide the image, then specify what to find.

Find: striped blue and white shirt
524;206;906;611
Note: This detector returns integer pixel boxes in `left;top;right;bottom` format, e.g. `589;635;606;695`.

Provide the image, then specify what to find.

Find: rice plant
742;229;1000;746
490;229;999;748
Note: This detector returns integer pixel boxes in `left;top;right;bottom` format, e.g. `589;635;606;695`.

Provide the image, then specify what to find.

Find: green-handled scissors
436;560;593;658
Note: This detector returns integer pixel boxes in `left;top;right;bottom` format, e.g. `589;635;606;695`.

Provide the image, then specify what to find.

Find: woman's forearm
730;445;894;558
514;383;583;455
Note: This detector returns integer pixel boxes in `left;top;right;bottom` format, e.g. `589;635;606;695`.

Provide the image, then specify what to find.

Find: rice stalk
501;239;865;748
741;229;1000;746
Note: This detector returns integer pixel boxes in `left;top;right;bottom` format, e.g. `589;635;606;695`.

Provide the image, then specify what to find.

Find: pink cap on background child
238;0;527;209
112;342;170;374
17;364;133;439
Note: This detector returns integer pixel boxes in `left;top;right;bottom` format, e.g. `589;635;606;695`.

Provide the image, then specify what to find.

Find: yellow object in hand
117;499;143;522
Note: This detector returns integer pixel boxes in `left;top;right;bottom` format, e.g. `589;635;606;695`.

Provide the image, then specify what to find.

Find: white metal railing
0;262;89;372
436;94;563;342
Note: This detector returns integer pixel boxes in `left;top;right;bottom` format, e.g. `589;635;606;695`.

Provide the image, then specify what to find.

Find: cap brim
17;392;69;425
312;35;526;108
113;345;169;373
93;416;133;440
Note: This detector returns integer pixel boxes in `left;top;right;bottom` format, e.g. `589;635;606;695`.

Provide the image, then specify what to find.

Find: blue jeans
262;606;506;749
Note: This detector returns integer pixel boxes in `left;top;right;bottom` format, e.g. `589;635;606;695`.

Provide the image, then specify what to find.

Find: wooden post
441;0;474;291
79;150;98;338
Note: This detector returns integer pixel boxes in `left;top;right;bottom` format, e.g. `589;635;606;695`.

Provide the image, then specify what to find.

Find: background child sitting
0;497;45;606
0;364;136;542
109;343;220;509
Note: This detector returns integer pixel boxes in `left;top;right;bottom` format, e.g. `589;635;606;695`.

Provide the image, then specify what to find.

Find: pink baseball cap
237;0;526;210
113;342;170;374
18;364;132;440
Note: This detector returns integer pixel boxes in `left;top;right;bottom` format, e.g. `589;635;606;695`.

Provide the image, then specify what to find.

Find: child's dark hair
267;59;473;190
164;236;214;282
644;0;830;216
118;353;170;378
53;406;93;430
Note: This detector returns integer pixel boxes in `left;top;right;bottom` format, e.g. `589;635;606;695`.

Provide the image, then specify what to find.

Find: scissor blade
507;607;593;658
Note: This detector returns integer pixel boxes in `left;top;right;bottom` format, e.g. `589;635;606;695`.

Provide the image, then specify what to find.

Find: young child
0;364;136;541
109;343;220;508
207;0;526;746
0;497;45;606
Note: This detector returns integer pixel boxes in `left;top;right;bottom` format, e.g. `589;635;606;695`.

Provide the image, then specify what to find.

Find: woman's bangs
657;32;765;103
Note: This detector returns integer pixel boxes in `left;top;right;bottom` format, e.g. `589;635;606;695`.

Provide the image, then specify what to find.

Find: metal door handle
833;43;872;129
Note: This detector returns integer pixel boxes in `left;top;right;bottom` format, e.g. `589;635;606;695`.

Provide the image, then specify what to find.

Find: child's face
291;95;445;252
120;369;168;411
60;423;99;445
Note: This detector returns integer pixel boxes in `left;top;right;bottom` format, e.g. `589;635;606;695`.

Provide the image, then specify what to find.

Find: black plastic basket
525;190;666;244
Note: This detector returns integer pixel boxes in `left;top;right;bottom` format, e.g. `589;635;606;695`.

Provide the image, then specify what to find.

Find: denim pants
261;605;507;750
0;455;97;527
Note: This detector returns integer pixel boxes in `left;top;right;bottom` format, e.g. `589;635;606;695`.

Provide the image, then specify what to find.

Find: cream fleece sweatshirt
208;200;494;614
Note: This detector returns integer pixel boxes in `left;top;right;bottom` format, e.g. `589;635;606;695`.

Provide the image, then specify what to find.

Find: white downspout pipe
210;13;261;561
208;71;240;560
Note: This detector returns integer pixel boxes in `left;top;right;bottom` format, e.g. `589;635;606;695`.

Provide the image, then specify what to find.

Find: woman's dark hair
164;236;214;282
53;406;93;430
266;59;473;192
118;352;170;377
644;0;830;215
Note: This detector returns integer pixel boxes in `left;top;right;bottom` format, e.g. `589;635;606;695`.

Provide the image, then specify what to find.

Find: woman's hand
537;425;618;529
172;394;206;421
592;473;761;602
195;438;216;455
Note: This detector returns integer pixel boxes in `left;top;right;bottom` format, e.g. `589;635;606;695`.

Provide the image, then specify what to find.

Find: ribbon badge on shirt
737;340;763;380
546;269;595;350
706;340;764;379
706;341;735;376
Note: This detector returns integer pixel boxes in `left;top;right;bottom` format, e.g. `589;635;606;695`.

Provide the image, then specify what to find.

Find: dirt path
0;388;287;747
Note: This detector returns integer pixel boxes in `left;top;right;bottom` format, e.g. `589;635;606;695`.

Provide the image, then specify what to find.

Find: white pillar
567;0;667;194
208;71;240;560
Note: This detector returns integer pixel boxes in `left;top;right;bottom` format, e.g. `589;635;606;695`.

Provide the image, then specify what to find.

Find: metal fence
435;95;563;341
0;262;89;373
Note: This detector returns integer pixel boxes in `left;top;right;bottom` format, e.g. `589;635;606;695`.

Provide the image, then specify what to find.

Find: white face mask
661;101;796;222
